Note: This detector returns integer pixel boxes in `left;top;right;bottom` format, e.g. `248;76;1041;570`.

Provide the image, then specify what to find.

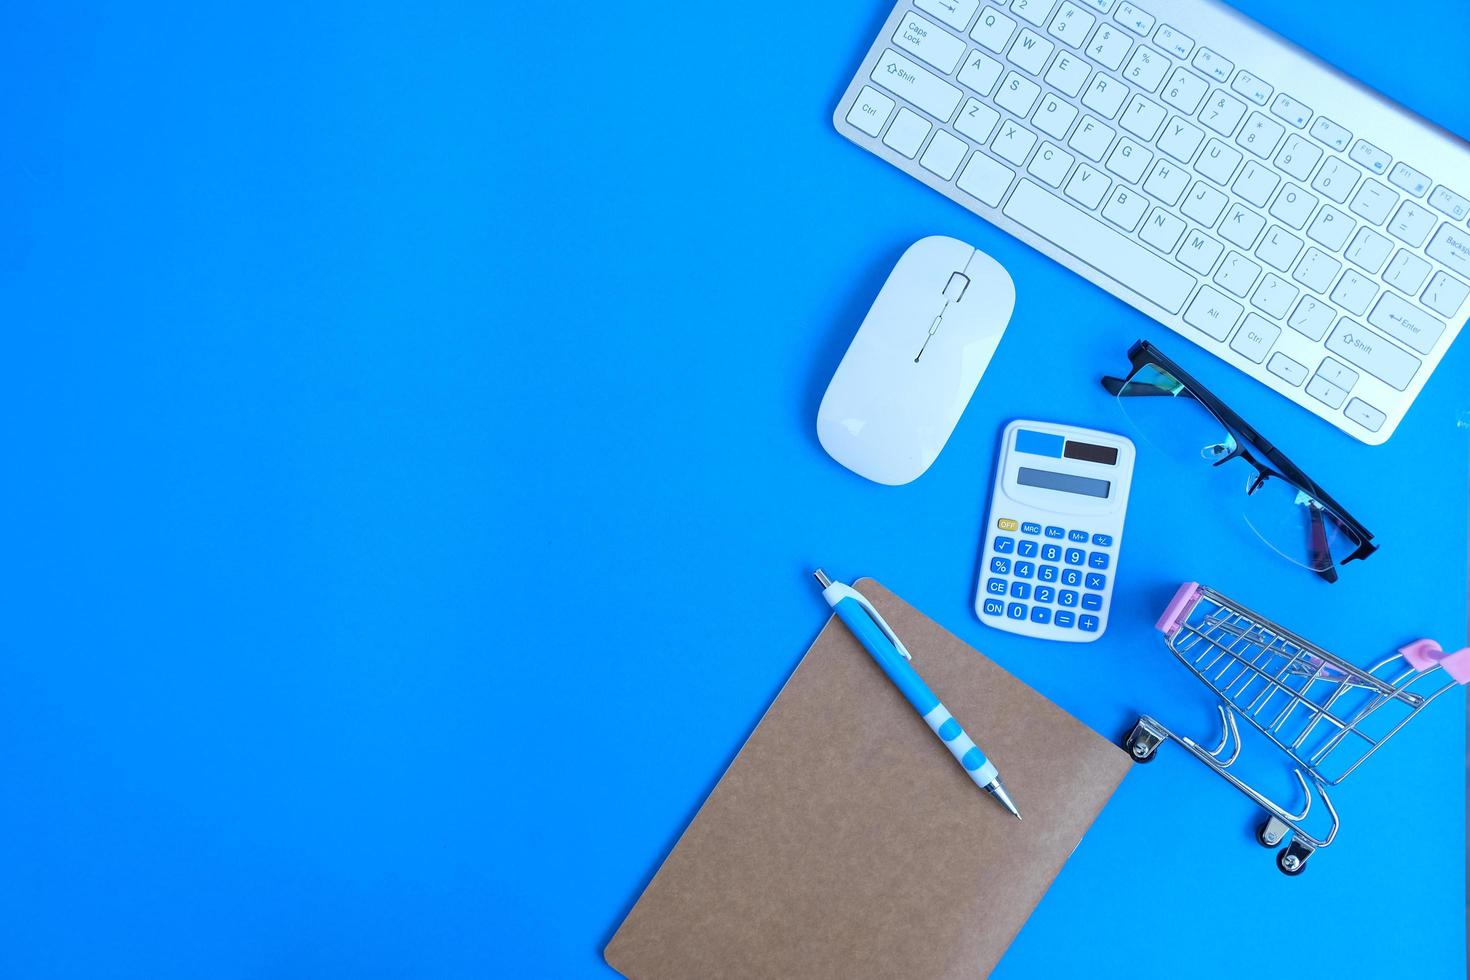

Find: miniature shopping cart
1123;582;1470;876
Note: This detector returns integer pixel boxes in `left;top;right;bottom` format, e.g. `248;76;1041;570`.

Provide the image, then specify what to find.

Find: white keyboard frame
835;0;1470;445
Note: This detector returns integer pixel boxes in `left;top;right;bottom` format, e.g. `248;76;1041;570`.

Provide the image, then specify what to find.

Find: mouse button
942;271;970;303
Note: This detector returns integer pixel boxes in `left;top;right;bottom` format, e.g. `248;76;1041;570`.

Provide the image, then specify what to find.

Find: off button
997;518;1019;531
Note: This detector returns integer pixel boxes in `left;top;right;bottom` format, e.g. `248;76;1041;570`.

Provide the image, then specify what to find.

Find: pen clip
835;584;912;660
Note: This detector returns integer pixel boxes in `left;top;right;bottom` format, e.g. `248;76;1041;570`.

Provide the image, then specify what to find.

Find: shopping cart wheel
1122;717;1166;763
1256;817;1288;849
1276;841;1312;876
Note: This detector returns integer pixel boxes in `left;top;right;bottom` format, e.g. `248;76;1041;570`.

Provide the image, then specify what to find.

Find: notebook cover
604;580;1133;979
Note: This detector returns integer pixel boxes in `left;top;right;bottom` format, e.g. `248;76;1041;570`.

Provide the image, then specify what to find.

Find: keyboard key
1045;50;1092;96
1216;251;1260;297
1087;24;1133;70
1182;182;1228;226
1091;533;1113;546
1034;585;1056;603
1061;568;1082;586
872;49;963;120
1161;67;1208;115
1292;248;1339;293
1065;163;1111;209
1383;250;1431;295
956;150;1013;206
1256;230;1302;274
916;0;981;31
1087;551;1110;568
1268;352;1308;386
1306;373;1347;409
921;130;969;179
1274;134;1322;182
1345;227;1392;274
1220;204;1265;248
1191;47;1232;83
1009;28;1055;74
1310;117;1352;152
1196;139;1242;185
1014;560;1036;579
987;577;1008;595
1232;160;1278;208
996;72;1042;117
1038;564;1060;582
1349;181;1398;226
958;50;1005;95
983;597;1006;616
1018;539;1039;557
1121;95;1167;140
1011;580;1032;598
1047;1;1096;46
1329;268;1375;315
1079;614;1101;632
956;98;1002;143
1315;357;1358;393
1369;291;1444;354
990;557;1012;574
1426;225;1470;278
1153;24;1193;59
1230;313;1280;363
1270;93;1311;129
1344;398;1386;432
972;5;1018;52
1429;186;1470;222
1231;71;1272;106
1007;602;1028;620
1311;157;1357;204
1388;161;1429;197
1349;139;1392;176
1042;543;1062;561
1003;180;1195;310
1140;207;1186;252
1012;0;1059;27
1068;116;1114;160
1326;318;1420;389
1082;591;1105;609
1121;46;1168;92
993;535;1016;554
1387;201;1436;248
1028;141;1075;187
1058;589;1079;607
1034;94;1079;139
894;12;968;73
1055;610;1077;628
884;108;932;158
1183;285;1242;339
1030;605;1053;624
1101;185;1149;231
1252;271;1298;317
1114;1;1154;35
1306;205;1353;251
1423;271;1470;318
1200;92;1247;136
1105;137;1151;182
1236;113;1284;159
1176;230;1221;275
846;86;896;137
1081;73;1129;118
1067;529;1088;542
1288;295;1336;340
1143;159;1188;205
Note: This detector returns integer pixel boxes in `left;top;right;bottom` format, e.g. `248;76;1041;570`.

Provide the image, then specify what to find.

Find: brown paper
604;579;1132;980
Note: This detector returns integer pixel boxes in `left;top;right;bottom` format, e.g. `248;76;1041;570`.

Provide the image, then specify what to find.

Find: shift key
871;49;963;121
1326;318;1420;390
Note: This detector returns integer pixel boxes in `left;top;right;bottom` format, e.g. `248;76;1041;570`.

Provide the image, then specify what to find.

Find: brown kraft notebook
604;579;1133;979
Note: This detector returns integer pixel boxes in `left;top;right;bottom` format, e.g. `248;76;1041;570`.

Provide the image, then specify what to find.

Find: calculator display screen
1063;441;1119;465
1016;466;1110;499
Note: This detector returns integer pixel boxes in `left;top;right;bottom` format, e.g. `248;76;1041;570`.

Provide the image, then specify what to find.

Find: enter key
1327;318;1421;390
1368;292;1445;354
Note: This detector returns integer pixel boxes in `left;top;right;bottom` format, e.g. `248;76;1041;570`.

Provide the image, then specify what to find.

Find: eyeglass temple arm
1308;505;1340;584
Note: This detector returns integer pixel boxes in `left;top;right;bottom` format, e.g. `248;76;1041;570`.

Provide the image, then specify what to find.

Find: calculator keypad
981;516;1116;635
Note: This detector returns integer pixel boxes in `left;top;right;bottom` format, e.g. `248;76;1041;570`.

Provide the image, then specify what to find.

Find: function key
1079;615;1101;632
1085;572;1108;590
1153;24;1192;59
1429;186;1470;221
914;0;981;32
1079;0;1115;11
1045;525;1066;538
1021;521;1043;534
1014;561;1036;579
1082;593;1105;611
993;535;1016;553
1270;93;1311;129
990;556;1012;574
1349;140;1391;176
986;577;1008;595
1088;551;1111;569
1034;585;1056;603
1055;610;1077;628
1011;581;1032;598
1018;540;1039;558
983;597;1005;616
1310;117;1352;151
1389;161;1430;197
1064;548;1086;565
1091;532;1114;546
997;517;1020;531
1058;589;1079;607
1230;70;1272;106
1114;1;1154;36
1030;606;1053;625
1067;529;1089;542
1007;602;1028;620
1038;564;1060;582
1191;47;1233;83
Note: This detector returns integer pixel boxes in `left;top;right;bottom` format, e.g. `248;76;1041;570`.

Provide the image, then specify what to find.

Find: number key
1062;568;1082;586
1038;564;1060;583
1018;540;1039;558
1011;581;1031;598
1042;543;1062;562
1065;548;1086;565
1014;561;1036;579
1007;602;1028;620
1034;585;1056;603
1058;590;1079;607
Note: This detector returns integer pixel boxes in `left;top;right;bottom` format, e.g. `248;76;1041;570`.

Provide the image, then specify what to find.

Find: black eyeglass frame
1102;340;1378;574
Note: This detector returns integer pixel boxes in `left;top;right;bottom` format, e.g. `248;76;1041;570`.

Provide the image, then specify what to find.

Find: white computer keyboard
835;0;1470;444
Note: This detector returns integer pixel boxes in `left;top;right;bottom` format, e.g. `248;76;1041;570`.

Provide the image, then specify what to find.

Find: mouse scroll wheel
943;272;970;303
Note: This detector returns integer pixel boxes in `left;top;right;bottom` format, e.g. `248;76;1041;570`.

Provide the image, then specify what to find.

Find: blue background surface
5;1;1468;977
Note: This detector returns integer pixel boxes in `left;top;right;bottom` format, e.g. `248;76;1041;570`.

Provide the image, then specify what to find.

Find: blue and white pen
814;570;1021;820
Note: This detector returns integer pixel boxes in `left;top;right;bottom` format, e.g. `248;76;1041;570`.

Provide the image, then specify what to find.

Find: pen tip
1015;813;1023;821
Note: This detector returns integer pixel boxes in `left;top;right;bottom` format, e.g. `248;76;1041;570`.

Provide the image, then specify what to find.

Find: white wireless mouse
818;237;1015;486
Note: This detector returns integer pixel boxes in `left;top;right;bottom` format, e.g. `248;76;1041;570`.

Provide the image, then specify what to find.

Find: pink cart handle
1400;639;1470;684
1156;582;1203;637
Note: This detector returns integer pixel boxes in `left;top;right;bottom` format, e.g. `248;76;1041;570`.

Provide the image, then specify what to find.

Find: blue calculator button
1088;551;1110;569
1007;602;1028;620
1030;606;1052;625
1058;589;1078;607
1013;561;1035;579
1021;522;1042;535
1082;593;1104;611
1033;585;1055;604
1061;568;1082;587
1041;544;1061;562
1065;548;1085;565
1068;529;1089;543
983;597;1005;616
1038;564;1059;583
1044;525;1065;539
1085;572;1107;590
1054;610;1076;628
993;536;1015;554
1092;533;1113;547
1017;540;1039;558
1010;581;1031;599
1079;615;1100;632
990;557;1011;574
986;577;1007;595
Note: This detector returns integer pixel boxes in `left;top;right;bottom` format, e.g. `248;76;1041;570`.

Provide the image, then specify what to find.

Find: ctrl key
846;86;895;137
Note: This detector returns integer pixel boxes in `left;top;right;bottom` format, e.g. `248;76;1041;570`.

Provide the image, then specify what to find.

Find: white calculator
974;420;1136;643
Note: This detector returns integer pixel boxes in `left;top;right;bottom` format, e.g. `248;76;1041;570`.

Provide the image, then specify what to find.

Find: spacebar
1002;180;1195;314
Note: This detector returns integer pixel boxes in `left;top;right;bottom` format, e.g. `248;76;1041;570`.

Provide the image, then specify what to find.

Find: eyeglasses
1102;340;1376;583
